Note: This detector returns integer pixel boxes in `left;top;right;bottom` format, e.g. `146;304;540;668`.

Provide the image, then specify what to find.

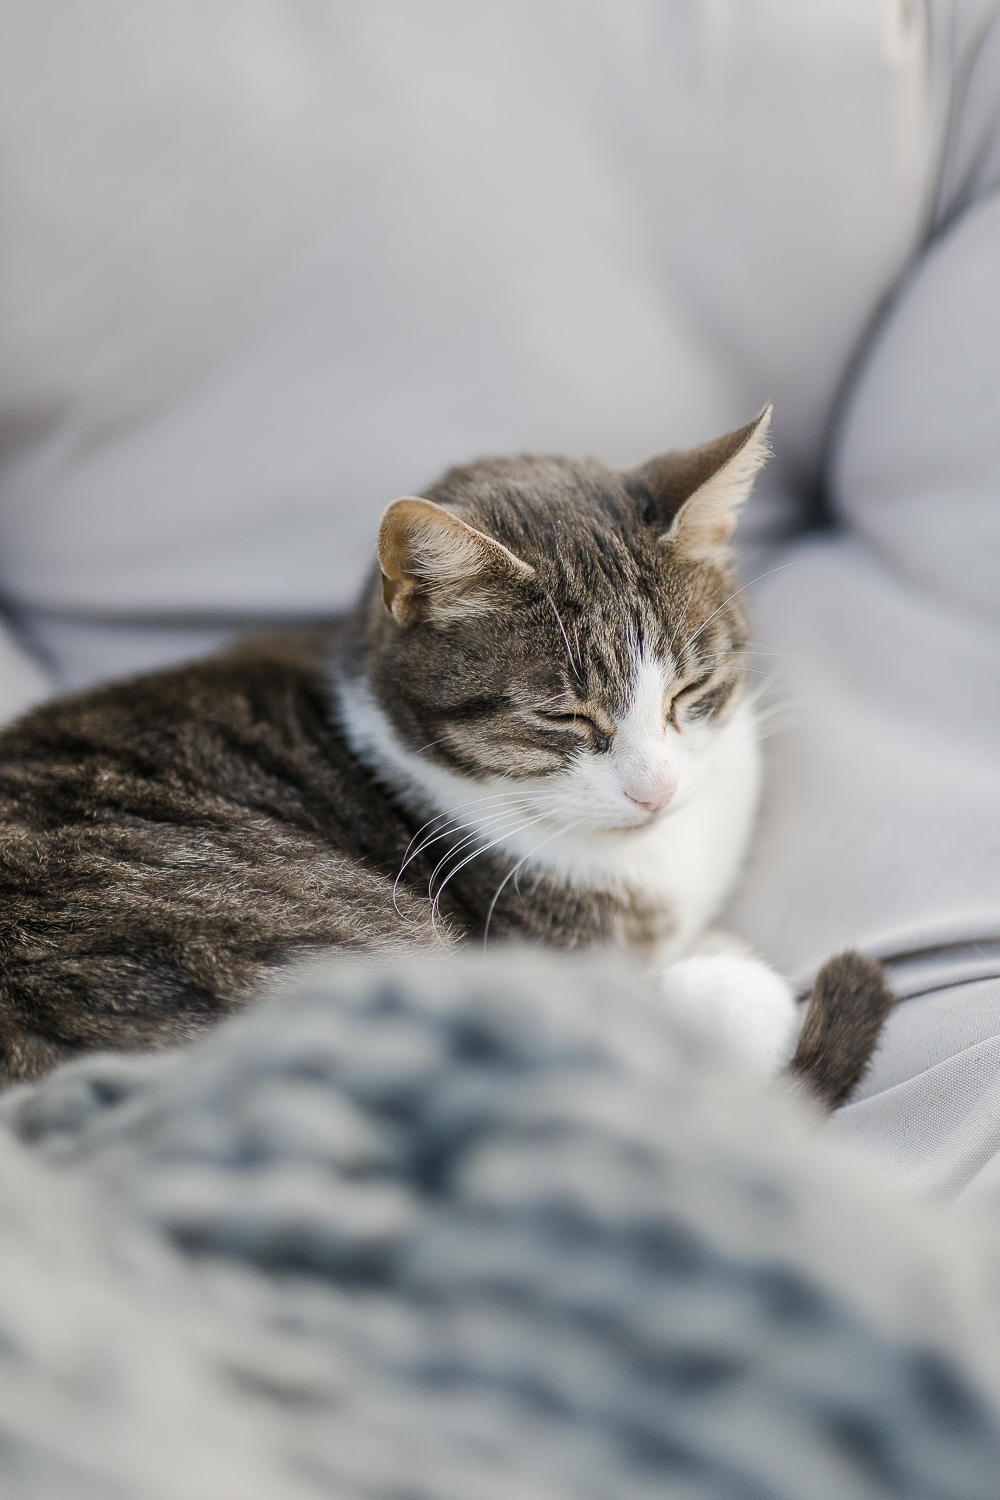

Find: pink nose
626;780;676;815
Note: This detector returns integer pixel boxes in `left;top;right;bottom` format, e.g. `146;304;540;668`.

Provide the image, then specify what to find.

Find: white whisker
483;816;586;947
677;561;801;662
392;790;547;913
429;811;553;938
426;806;532;891
668;585;698;655
541;586;582;685
529;691;578;712
411;735;452;757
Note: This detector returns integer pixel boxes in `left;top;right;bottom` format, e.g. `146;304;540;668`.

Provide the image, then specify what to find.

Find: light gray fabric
0;1;940;651
0;2;999;1206
827;980;1000;1205
0;617;56;723
3;951;1000;1498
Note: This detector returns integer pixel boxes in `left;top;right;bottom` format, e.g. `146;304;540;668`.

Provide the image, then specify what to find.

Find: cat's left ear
634;406;772;562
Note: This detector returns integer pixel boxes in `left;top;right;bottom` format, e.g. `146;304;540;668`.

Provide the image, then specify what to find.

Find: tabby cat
0;409;892;1097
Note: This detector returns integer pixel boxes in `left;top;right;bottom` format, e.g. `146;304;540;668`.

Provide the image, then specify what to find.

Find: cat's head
359;410;770;834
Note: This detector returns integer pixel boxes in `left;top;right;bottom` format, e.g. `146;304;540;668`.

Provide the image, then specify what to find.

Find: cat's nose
624;775;677;815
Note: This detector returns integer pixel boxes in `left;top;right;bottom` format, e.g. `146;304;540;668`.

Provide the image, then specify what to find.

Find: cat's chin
607;790;695;834
580;805;678;837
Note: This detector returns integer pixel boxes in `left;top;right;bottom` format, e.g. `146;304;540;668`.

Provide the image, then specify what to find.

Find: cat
0;408;892;1097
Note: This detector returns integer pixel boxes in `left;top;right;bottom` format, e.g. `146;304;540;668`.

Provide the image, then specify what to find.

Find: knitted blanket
0;951;998;1499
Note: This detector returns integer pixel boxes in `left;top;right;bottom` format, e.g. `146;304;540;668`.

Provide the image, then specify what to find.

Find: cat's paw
659;954;797;1076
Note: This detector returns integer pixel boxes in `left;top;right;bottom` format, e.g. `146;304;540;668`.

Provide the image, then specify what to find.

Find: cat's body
0;413;893;1094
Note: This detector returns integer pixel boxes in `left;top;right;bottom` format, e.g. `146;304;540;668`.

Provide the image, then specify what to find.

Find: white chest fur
334;674;761;962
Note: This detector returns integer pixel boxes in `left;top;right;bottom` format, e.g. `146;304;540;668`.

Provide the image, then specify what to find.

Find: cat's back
0;634;442;1080
0;632;337;822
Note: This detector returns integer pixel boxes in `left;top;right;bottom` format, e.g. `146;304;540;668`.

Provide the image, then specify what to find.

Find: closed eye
535;711;611;754
668;672;714;722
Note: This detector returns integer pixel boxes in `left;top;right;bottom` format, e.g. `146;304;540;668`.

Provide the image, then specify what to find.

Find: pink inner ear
381;573;403;610
376;496;534;626
379;497;535;586
662;410;771;561
378;498;451;583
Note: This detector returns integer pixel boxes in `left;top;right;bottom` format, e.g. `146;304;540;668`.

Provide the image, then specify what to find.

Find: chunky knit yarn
0;950;999;1498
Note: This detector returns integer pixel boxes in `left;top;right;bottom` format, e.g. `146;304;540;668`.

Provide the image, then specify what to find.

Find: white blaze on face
610;655;678;816
524;649;702;834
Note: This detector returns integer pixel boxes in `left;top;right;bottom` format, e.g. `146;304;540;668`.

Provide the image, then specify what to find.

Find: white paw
660;954;797;1076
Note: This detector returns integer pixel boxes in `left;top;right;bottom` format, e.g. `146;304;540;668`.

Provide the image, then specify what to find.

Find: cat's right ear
376;497;535;626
